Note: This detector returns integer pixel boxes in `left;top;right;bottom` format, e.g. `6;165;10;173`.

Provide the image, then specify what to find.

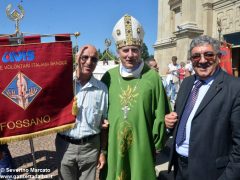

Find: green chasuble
101;64;171;180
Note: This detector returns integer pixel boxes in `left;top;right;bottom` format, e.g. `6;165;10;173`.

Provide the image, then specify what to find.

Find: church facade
154;0;240;76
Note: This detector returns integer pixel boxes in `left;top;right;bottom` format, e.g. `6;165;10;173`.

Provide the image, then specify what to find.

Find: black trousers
175;155;189;180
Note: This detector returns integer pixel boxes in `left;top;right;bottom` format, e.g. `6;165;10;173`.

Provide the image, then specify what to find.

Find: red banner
220;43;233;75
0;41;75;143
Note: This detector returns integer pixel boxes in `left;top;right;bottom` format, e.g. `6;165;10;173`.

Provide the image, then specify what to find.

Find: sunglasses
191;51;216;61
80;55;98;63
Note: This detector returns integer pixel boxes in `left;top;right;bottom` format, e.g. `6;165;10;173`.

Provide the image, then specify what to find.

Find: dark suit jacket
168;69;240;180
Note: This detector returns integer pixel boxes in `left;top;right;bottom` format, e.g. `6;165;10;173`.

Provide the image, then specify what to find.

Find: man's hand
97;152;106;170
101;119;109;129
165;112;178;129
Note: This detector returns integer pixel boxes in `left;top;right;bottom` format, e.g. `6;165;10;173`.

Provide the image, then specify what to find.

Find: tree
141;43;150;60
72;45;79;66
100;49;116;61
148;54;154;59
98;49;103;60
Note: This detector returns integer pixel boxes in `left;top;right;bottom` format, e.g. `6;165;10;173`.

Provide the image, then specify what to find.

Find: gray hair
189;35;221;55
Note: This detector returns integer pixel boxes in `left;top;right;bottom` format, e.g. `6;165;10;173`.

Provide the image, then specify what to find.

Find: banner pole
6;4;39;178
29;138;39;180
0;32;80;39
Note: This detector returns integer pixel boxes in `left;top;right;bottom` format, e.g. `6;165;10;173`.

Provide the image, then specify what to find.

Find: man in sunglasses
165;35;240;180
55;45;109;180
100;14;171;180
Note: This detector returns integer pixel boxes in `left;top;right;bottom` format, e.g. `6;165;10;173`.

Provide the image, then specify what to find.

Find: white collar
76;76;102;90
119;61;144;78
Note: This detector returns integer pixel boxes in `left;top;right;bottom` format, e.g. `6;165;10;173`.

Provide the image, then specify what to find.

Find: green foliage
141;43;150;60
72;45;78;66
98;49;103;59
148;54;154;59
100;49;116;61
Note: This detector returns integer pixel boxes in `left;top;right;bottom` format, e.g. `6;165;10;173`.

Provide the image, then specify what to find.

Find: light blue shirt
61;76;108;139
176;77;214;157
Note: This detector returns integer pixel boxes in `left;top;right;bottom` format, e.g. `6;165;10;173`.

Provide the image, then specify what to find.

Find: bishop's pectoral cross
122;105;130;119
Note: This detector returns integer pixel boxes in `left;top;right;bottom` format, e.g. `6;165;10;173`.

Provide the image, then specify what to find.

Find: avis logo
2;72;42;110
2;50;35;63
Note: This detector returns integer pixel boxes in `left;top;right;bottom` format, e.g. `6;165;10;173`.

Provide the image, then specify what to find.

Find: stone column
154;0;177;75
202;2;213;36
180;0;197;28
156;0;164;42
156;0;173;43
174;0;203;62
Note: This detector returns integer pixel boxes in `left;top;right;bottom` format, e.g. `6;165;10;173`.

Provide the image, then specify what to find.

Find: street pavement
8;133;58;179
155;137;174;180
8;133;173;180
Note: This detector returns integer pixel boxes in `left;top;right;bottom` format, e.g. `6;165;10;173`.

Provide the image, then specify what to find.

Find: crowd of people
1;14;240;180
146;55;195;105
164;56;195;104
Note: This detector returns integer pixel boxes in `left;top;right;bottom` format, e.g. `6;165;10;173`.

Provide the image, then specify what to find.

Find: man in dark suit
165;35;240;180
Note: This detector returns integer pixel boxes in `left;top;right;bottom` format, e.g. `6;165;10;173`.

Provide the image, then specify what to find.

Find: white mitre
112;14;145;49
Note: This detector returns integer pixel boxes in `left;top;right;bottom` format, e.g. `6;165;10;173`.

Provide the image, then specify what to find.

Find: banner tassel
0;123;75;144
72;96;78;116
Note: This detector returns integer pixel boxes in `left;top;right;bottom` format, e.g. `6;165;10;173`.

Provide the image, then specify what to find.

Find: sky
0;0;158;55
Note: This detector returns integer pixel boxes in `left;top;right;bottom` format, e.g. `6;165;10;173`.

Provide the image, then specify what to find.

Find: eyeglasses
80;55;98;63
191;51;216;61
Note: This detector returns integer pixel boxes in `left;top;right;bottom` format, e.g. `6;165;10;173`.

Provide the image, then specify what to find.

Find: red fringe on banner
1;33;71;46
24;35;41;44
55;34;71;41
0;37;10;45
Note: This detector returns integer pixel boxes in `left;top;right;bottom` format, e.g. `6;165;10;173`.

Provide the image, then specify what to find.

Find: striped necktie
176;80;203;146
